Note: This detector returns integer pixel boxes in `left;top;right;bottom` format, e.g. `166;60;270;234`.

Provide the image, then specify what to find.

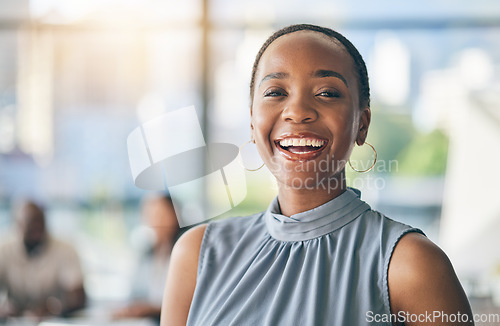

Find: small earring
348;142;377;173
238;140;265;171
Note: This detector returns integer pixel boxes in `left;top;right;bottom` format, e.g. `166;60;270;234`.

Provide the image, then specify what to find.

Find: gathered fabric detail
265;188;371;241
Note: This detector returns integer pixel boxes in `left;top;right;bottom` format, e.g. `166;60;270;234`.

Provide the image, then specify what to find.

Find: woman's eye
264;89;285;97
317;91;340;98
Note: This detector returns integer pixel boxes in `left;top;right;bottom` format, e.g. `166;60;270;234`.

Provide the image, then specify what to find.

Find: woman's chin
274;171;345;193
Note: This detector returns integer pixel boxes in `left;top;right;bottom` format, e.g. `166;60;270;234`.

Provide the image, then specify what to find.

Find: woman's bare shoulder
390;232;449;277
160;224;207;326
388;232;473;325
173;224;208;258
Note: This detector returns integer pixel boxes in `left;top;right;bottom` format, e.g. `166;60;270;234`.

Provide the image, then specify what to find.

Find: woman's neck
277;172;347;217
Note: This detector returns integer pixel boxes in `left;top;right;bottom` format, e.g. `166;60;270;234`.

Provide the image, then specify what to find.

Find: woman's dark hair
250;24;370;109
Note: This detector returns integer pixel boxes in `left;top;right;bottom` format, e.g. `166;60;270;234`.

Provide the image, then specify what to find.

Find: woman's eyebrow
259;70;348;88
259;72;289;87
312;70;348;88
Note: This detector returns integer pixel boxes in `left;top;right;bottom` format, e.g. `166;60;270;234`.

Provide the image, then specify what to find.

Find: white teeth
279;139;289;146
279;138;326;148
315;140;325;147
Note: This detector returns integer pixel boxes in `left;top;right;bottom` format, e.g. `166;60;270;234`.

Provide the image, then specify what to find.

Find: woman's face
251;31;370;190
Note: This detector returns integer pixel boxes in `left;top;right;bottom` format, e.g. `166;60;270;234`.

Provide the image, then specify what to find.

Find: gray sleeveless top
187;189;423;326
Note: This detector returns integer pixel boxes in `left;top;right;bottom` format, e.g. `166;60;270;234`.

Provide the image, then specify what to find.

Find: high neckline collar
264;188;371;241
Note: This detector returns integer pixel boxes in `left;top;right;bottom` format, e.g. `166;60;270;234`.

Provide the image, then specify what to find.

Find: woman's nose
281;95;318;123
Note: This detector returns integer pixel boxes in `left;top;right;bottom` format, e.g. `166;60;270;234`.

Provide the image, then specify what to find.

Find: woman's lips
274;133;329;161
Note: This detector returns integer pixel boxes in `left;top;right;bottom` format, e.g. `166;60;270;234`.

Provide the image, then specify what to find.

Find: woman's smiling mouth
274;133;329;161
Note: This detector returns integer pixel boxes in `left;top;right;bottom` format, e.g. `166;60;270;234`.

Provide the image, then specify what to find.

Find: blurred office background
0;0;500;322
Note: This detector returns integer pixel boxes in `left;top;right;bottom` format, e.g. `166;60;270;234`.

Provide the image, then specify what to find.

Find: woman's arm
160;224;207;326
388;232;474;326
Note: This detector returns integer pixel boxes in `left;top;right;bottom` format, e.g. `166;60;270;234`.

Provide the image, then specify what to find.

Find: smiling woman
250;28;369;211
160;24;473;326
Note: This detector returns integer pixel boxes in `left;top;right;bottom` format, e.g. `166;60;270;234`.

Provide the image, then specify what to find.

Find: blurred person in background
0;200;86;320
112;194;180;324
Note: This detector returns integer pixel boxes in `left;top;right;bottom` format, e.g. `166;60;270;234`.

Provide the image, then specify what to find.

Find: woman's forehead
257;31;354;76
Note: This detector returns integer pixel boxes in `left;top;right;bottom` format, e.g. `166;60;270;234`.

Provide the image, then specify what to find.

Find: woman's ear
356;108;371;146
250;119;255;142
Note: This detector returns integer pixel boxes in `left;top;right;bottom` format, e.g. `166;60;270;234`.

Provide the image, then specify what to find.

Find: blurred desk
39;318;156;326
2;309;157;326
2;317;155;326
1;299;160;326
